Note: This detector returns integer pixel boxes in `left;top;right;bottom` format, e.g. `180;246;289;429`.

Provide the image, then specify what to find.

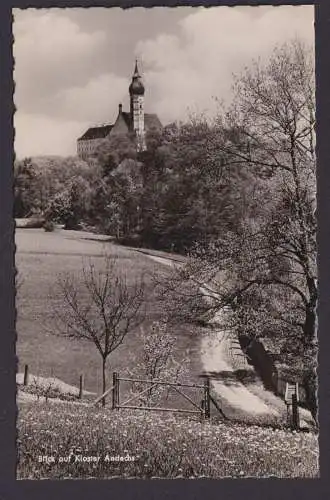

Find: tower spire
133;58;139;77
129;58;146;151
129;59;144;95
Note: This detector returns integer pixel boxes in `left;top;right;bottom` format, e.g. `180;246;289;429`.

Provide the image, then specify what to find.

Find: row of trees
14;121;246;250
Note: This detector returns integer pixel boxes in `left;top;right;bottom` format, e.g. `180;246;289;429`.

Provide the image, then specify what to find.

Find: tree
56;254;146;406
14;158;42;217
164;40;317;418
88;157;144;240
85;119;241;251
136;120;238;252
127;321;189;406
219;39;317;345
14;155;99;221
92;133;138;170
44;176;92;229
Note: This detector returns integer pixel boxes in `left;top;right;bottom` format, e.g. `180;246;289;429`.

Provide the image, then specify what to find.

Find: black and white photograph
13;5;318;479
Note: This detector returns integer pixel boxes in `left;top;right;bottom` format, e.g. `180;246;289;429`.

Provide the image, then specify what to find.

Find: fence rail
94;384;115;406
117;376;205;388
20;364;86;399
19;363;305;431
117;405;203;414
99;371;213;419
19;365;225;421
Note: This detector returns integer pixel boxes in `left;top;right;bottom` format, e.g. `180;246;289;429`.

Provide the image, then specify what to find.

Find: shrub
43;220;55;232
18;382;78;402
16;217;45;229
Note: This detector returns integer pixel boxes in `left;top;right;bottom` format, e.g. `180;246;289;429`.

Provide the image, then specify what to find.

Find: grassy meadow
16;227;319;479
15;228;202;396
17;400;319;479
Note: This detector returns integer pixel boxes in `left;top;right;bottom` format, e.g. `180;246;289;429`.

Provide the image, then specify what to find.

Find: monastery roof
120;111;162;131
144;113;163;130
78;112;162;143
78;124;113;141
121;112;133;129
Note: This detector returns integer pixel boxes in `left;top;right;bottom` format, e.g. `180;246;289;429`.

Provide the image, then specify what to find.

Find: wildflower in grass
17;400;318;479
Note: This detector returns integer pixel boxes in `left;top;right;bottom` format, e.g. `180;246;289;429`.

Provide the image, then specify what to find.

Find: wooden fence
21;364;85;399
20;364;300;430
94;372;219;420
20;364;226;421
285;382;300;430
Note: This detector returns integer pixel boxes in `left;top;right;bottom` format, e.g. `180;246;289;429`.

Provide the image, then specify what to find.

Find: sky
13;6;314;159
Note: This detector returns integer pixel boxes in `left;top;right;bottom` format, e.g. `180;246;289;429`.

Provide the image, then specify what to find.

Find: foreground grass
17;401;318;479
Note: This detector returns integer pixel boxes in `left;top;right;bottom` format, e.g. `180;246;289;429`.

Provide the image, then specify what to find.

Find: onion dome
129;60;145;96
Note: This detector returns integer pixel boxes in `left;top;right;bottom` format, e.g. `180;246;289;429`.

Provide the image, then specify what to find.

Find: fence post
23;364;29;386
286;403;290;427
116;373;120;408
79;374;84;399
199;399;204;421
112;372;119;409
204;377;211;419
292;393;300;430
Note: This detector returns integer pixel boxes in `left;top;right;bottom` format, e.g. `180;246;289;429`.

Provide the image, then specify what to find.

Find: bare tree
56;254;146;406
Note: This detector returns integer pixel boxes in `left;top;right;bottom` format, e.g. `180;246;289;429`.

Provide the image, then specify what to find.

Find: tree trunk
303;303;317;343
304;275;318;343
303;369;318;425
102;357;107;407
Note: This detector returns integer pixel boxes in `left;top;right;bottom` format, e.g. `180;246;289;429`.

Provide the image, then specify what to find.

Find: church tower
77;59;162;158
129;60;146;151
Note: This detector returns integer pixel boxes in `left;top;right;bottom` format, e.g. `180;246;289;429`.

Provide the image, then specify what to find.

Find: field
17;400;319;479
16;227;319;479
15;227;202;395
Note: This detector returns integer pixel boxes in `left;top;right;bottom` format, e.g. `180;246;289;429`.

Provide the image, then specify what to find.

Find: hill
15;227;203;395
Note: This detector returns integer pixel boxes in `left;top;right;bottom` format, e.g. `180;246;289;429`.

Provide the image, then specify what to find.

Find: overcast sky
13;6;314;159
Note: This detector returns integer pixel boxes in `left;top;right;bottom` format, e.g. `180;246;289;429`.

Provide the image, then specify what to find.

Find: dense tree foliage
14;156;100;227
86;121;249;252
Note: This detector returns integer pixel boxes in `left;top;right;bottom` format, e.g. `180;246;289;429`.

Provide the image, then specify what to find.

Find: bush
18;383;78;402
43;220;55;232
64;219;82;231
16;217;45;229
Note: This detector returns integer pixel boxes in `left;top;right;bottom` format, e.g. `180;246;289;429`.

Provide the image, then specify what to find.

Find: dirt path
145;254;285;418
200;329;275;415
